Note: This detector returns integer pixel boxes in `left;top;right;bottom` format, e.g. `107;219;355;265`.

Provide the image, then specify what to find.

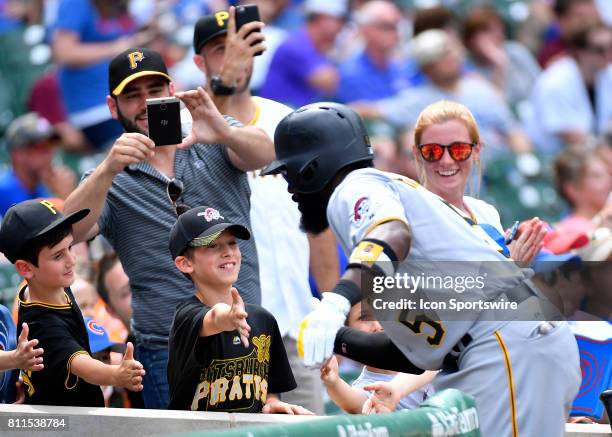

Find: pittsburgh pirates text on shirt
191;336;271;411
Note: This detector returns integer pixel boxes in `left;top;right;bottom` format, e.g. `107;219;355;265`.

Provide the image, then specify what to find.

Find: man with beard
184;8;339;413
63;48;273;409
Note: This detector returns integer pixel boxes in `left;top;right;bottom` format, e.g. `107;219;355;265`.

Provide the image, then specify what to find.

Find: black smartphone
146;97;182;146
235;4;263;56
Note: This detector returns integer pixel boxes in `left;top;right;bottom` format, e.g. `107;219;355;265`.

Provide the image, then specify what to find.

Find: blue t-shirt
53;0;135;117
259;29;332;108
336;51;410;103
0;171;51;217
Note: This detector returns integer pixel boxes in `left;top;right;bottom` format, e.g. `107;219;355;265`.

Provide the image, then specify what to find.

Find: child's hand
12;323;44;371
220;288;251;347
262;399;315;415
362;381;400;414
115;342;145;392
320;355;339;385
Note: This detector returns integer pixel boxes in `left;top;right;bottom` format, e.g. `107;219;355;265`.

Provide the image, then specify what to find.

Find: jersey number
399;315;445;346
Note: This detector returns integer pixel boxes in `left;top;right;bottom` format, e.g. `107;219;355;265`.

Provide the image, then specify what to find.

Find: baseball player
261;102;581;436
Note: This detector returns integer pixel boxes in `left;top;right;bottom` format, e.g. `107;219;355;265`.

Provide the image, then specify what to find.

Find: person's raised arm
201;288;251;347
176;87;274;171
201;6;266;114
63;132;155;243
0;323;44;372
320;355;368;413
52;30;133;68
70;342;144;391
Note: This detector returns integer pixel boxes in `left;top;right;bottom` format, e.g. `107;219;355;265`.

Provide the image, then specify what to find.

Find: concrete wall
0;404;608;437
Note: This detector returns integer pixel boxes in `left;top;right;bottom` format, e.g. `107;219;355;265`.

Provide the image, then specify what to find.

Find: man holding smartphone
186;7;337;414
63;47;273;409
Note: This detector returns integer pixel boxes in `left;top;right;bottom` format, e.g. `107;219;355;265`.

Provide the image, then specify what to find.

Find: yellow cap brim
189;231;223;248
112;71;172;96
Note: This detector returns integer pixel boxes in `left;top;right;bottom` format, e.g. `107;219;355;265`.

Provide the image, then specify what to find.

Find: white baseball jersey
327;168;531;369
247;97;313;339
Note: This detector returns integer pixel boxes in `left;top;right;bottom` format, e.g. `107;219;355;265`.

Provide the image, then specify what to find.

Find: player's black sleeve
334;327;424;374
258;307;296;395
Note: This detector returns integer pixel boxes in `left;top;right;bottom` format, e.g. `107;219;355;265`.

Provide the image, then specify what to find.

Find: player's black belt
442;333;472;372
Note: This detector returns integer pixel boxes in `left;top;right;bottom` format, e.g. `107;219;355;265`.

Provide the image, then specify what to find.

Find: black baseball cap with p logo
0;200;89;264
169;205;250;259
193;12;231;54
108;48;172;96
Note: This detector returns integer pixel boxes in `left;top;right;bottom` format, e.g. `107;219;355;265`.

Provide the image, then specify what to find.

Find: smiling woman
413;101;481;209
412;100;547;267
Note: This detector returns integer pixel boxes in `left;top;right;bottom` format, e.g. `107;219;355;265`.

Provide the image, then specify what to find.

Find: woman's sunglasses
417;142;475;162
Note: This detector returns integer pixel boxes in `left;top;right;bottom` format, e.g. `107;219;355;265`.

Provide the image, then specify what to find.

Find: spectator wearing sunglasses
63;48;273;409
412;100;546;267
528;23;612;155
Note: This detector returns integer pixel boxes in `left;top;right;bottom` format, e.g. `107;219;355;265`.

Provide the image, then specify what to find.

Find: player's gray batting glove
297;293;351;367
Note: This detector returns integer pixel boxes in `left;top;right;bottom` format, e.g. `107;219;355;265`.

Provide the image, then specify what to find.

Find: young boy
320;303;436;414
167;205;312;414
0;199;145;406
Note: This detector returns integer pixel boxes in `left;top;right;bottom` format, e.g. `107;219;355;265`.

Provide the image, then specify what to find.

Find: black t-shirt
17;285;104;407
167;296;296;411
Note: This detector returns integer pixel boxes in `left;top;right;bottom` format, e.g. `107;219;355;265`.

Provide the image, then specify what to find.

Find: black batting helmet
261;102;373;193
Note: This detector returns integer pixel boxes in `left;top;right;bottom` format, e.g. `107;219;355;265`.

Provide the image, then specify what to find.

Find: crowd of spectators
0;0;610;422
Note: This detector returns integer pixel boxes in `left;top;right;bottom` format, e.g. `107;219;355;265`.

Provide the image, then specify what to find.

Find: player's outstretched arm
320;355;368;414
333;327;423;373
262;394;315;415
71;342;145;391
298;220;412;367
202;288;251;346
0;323;44;371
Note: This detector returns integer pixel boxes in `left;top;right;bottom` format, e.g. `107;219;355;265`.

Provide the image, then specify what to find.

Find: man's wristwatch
210;75;236;96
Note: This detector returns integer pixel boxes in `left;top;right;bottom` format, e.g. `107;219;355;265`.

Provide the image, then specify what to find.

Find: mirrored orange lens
419;142;473;161
420;144;444;161
449;143;473;161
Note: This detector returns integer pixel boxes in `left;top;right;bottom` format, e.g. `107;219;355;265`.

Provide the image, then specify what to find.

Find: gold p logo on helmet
215;11;229;27
127;51;145;69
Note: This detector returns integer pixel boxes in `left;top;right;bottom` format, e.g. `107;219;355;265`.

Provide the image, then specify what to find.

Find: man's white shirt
247;96;312;339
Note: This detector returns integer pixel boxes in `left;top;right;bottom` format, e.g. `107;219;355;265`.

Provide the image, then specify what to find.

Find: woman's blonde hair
414;100;480;146
413;100;482;196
